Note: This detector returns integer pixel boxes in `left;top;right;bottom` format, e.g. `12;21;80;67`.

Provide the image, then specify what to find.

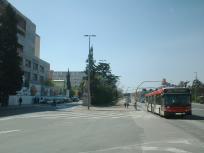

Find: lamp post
135;81;161;102
84;35;96;110
194;72;198;103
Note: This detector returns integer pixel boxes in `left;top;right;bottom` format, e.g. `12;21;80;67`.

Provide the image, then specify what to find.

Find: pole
84;35;96;110
88;36;91;110
194;72;197;103
135;81;161;101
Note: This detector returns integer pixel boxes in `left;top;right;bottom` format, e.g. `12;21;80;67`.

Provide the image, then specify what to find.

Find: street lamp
84;35;96;110
194;72;198;102
135;81;161;102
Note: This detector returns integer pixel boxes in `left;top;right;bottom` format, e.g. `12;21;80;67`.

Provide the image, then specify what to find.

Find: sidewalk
0;104;34;110
0;102;83;117
0;104;56;118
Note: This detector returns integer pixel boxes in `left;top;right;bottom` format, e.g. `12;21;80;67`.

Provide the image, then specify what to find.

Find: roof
145;87;190;97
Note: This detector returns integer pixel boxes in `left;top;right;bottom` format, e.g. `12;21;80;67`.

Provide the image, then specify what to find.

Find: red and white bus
145;88;192;117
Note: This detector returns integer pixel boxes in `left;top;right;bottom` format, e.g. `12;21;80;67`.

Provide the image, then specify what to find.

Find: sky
8;0;204;92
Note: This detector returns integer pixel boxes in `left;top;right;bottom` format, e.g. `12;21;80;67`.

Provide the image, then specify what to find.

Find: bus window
164;94;190;106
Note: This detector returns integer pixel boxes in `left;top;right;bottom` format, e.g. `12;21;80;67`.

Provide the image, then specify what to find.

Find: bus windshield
164;94;190;106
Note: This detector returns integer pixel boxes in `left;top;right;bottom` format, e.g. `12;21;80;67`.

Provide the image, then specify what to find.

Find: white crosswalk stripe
26;111;133;120
0;111;130;121
0;107;157;121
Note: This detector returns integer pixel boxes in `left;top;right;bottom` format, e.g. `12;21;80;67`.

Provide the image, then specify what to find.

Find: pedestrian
53;99;56;107
134;102;137;110
127;102;129;108
124;102;127;108
126;96;131;109
36;97;40;104
18;97;22;106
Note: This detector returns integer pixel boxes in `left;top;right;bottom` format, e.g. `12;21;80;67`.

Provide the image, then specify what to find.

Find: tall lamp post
84;35;96;110
135;81;161;102
194;72;198;102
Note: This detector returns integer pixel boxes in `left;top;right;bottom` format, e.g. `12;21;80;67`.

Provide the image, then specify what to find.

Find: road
0;102;203;153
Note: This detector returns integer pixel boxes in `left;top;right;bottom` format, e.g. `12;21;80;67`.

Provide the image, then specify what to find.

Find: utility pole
84;35;96;110
194;72;198;103
134;81;161;110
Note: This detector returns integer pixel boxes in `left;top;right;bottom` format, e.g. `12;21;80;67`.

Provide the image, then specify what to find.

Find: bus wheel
147;105;150;112
186;111;192;115
164;112;169;118
159;108;161;116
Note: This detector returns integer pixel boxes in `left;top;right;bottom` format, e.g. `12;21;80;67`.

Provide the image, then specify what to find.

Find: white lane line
165;147;190;153
0;117;14;121
0;130;21;135
192;108;204;111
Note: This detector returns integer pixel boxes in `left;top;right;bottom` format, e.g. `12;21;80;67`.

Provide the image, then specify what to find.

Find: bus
145;88;192;117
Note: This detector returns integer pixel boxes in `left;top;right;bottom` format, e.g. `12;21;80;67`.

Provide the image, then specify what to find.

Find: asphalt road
0;102;203;153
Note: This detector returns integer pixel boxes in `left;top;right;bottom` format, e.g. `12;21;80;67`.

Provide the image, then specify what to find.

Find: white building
52;71;86;88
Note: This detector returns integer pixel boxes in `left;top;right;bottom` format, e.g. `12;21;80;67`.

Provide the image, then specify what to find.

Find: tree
192;79;203;88
0;4;23;106
85;46;96;99
85;46;96;76
91;63;119;106
43;79;54;87
66;68;71;90
84;47;120;106
178;81;189;88
191;79;204;103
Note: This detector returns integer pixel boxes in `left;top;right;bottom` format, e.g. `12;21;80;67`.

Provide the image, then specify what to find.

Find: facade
52;71;86;88
52;80;66;95
34;34;40;58
0;0;50;95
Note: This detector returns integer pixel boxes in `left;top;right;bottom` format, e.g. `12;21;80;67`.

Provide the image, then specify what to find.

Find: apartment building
0;0;50;95
52;71;86;88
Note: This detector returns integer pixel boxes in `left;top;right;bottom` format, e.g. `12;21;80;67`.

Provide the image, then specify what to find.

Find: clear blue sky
8;0;204;91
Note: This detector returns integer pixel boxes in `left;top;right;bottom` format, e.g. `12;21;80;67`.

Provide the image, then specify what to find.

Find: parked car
39;97;47;104
45;96;54;104
64;97;72;103
71;96;80;102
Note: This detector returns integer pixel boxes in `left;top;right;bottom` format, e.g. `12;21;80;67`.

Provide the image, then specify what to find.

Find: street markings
0;129;20;135
0;109;156;121
77;139;193;153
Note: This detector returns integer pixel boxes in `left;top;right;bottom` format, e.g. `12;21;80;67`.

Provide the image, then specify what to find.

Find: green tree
191;79;204;103
0;4;23;106
66;68;71;90
43;79;54;87
85;46;96;99
178;81;189;88
192;79;203;88
84;50;120;105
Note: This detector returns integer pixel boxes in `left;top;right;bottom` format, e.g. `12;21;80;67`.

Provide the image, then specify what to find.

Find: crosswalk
0;108;157;121
38;111;155;120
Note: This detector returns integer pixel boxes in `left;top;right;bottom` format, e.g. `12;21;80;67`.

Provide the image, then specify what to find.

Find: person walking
53;99;56;107
124;102;127;108
127;96;131;109
18;97;22;106
134;101;137;110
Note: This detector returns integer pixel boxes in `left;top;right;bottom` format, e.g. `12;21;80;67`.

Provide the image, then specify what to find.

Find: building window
16;14;26;31
24;71;30;87
17;44;23;56
17;28;25;37
40;65;44;73
40;76;43;82
25;59;31;68
32;74;38;81
33;63;38;71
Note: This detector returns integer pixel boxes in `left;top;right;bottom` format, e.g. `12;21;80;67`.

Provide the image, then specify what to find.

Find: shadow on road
167;114;204;121
0;103;80;118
